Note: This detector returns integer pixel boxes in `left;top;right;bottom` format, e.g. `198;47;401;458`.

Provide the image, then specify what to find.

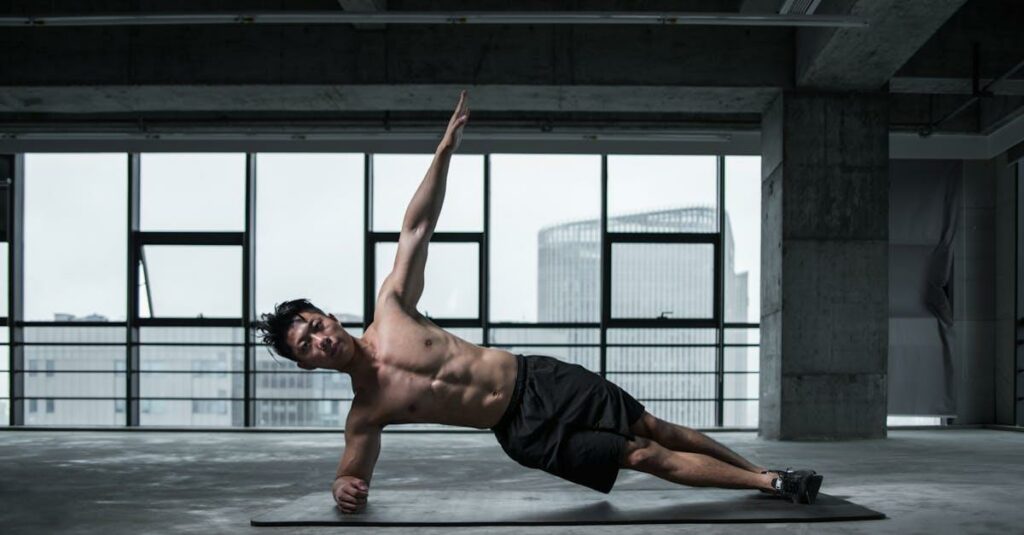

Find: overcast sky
16;152;760;324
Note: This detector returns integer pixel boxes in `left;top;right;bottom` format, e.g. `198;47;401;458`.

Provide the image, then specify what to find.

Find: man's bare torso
350;296;518;430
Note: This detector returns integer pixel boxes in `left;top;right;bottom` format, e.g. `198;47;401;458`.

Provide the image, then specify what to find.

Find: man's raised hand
440;90;470;154
332;475;369;514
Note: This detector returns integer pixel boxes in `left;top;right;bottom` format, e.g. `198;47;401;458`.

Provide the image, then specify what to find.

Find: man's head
255;298;355;371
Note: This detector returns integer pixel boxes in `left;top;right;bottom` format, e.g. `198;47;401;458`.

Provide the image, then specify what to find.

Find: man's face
284;311;352;370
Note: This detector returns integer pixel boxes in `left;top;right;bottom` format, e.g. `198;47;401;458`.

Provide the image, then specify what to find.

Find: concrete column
760;92;889;440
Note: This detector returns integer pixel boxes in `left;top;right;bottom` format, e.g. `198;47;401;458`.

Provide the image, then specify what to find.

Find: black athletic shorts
490;354;646;494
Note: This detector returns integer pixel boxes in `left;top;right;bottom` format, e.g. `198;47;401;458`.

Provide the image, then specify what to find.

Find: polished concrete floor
0;428;1021;534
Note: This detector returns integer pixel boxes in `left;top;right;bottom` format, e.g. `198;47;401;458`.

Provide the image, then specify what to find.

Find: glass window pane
256;400;350;427
139;327;242;345
446;328;483;344
24;326;125;344
606;328;716;345
611;243;714;319
374;242;478;318
25;153;127;321
608;155;718;233
723;327;759;345
886;416;942;426
724;372;758;399
255;370;352;400
724;346;760;372
607;372;716;400
23;345;126;424
644;401;715;428
725;156;761;323
25;399;122;426
497;348;599;371
139;373;240;399
256;154;364;322
140;346;244;372
0;242;7;312
490;154;601;323
607;347;717;372
140;246;240;318
140;153;245;231
0;328;8;426
372;154;483;232
723;400;758;428
139;400;243;426
25;370;125;397
488;328;599;345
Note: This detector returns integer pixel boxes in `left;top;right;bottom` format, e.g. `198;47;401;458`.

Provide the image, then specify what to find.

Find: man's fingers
454;90;468;116
338;495;362;507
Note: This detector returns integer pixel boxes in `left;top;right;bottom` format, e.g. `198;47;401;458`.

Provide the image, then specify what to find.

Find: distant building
23;313;354;427
537;207;752;427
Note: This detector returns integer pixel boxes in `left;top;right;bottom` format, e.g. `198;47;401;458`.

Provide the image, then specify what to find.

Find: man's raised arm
331;415;382;514
380;91;470;309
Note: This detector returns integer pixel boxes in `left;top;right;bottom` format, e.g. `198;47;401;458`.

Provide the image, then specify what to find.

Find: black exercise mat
251;489;885;526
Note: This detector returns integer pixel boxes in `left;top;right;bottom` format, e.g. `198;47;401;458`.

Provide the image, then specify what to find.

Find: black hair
255;298;326;361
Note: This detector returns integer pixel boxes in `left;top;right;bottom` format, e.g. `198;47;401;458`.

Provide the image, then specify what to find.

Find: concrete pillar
760;92;889;440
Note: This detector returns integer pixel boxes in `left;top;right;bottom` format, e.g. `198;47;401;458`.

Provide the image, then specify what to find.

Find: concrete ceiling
1;0;1022;139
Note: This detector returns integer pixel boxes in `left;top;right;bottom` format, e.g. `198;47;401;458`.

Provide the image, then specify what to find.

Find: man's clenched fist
332;476;369;514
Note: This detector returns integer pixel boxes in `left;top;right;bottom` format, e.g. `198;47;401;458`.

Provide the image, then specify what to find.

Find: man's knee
619;436;664;470
629;412;661;439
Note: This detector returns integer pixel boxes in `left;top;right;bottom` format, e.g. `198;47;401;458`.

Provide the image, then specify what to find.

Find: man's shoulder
346;399;383;433
372;294;425;331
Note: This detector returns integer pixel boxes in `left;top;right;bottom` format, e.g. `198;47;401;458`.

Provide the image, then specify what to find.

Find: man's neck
338;336;378;386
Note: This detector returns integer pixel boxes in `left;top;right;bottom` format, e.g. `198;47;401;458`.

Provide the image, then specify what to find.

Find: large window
490;155;601;323
140;153;245;232
7;151;761;429
135;154;246;426
372;154;483;232
374;242;479;319
255;154;364;321
24;154;127;321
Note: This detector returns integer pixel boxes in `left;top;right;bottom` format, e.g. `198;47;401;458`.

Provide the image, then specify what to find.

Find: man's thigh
628;411;659;438
554;428;628;493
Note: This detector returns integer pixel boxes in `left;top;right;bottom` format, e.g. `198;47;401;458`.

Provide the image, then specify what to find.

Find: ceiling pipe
0;11;868;28
919;56;1024;137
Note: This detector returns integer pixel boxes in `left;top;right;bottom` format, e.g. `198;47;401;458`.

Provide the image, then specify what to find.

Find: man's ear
297;361;315;370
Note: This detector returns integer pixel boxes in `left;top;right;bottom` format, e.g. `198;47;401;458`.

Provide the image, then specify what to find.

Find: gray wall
900;152;1017;425
956;159;997;424
993;153;1017;425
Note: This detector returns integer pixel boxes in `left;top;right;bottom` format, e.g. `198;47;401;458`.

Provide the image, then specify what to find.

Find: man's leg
619;436;774;490
629;412;765;473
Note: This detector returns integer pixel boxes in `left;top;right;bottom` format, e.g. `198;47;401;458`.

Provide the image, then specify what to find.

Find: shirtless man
255;91;823;514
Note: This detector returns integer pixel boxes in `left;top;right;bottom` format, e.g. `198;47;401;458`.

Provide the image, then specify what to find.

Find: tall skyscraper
538;206;750;427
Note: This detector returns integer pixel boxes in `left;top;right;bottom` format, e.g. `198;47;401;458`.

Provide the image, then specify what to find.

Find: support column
760;91;889;440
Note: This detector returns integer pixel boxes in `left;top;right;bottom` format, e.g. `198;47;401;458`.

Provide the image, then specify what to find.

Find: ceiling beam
890;77;1024;96
0;84;778;115
0;11;867;28
337;0;387;30
796;0;969;90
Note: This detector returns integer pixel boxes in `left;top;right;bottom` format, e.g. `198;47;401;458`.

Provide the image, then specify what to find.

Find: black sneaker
770;468;824;504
